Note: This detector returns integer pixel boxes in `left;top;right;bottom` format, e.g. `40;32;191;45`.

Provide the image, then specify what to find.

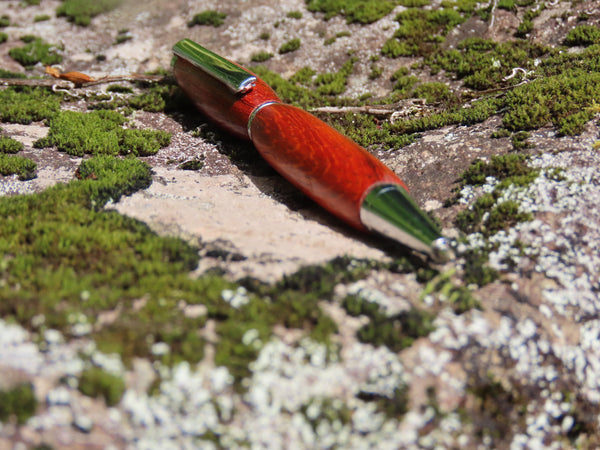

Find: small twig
488;0;497;30
0;73;170;89
310;105;397;117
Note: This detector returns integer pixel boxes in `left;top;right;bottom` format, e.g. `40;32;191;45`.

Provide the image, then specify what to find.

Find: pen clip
172;39;256;94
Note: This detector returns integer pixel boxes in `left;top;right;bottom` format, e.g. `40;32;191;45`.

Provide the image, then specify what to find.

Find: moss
289;67;316;85
502;64;600;134
279;38;301;54
491;128;511;139
421;269;481;313
462;248;499;286
9;37;63;68
0;15;10;27
0;155;232;366
515;4;543;39
178;159;204;171
34;110;171;157
0;383;37;424
34;14;51;22
0;136;24;154
106;85;133;94
389;96;503;137
391;67;419;94
0;32;7;44
301;397;352;432
249;66;331;108
357;307;435;351
314;57;356;95
286;11;303;19
188;10;227;27
78;367;125;406
412;81;453;104
357;385;409;419
426;38;547;91
460;154;535;187
467;372;526;443
0;154;36;180
56;0;122;26
510;131;531;150
251;51;274;63
114;33;132;45
382;4;475;57
306;0;398;24
327;112;416;150
342;294;381;318
369;65;383;80
0;88;61;124
128;83;186;113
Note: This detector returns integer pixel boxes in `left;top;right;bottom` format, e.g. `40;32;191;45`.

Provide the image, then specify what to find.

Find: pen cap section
249;103;406;230
172;56;280;140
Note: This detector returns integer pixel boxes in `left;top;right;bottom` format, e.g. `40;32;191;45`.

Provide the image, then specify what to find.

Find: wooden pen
172;39;447;260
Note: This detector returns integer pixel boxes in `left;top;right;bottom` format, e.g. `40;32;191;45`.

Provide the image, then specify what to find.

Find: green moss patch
78;367;125;406
421;269;481;313
0;383;37;424
455;154;539;236
459;154;535;187
56;0;122;26
0;154;36;180
564;24;600;47
352;303;436;351
0;136;24;154
503;67;600;135
0;88;61;124
306;0;398;24
279;38;301;54
382;2;483;57
426;38;547;91
188;10;227;27
34;110;171;157
252;62;356;108
9;37;63;68
0;155;223;365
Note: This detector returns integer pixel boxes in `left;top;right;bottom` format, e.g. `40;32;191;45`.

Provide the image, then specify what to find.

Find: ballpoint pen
171;39;447;260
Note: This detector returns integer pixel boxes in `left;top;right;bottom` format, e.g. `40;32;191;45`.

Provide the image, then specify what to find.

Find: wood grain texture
249;103;407;230
172;57;280;140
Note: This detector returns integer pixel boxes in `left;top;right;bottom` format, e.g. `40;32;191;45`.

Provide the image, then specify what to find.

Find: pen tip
360;184;448;261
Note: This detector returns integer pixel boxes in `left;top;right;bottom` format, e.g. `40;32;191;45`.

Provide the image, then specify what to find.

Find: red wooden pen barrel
249;103;407;230
173;57;280;140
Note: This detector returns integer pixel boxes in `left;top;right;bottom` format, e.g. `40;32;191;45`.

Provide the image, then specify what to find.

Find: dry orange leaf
45;66;95;85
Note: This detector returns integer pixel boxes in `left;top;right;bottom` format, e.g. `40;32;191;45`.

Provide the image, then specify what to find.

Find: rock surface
2;0;600;448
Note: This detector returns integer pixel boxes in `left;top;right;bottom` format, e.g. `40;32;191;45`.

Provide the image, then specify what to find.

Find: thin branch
310;105;397;117
0;73;170;89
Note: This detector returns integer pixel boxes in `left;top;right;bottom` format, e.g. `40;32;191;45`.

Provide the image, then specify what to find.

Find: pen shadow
172;112;428;265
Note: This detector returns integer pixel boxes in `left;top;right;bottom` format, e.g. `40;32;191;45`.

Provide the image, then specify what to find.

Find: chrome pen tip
360;184;449;262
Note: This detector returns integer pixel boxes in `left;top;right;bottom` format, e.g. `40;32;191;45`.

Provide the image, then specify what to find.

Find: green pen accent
172;39;256;93
360;184;447;260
